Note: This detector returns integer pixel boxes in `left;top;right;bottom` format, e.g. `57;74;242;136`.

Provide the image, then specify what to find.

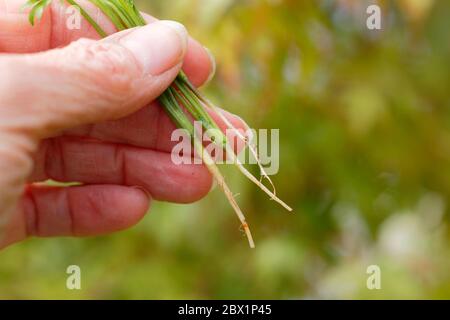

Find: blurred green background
1;0;450;299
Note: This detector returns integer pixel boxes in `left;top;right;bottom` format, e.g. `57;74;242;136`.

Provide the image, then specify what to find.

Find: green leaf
25;0;52;25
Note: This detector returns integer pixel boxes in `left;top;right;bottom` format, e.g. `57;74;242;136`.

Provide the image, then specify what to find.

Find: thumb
0;20;187;139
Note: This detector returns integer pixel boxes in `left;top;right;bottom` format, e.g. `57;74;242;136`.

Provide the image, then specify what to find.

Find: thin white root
207;101;278;197
187;87;292;247
194;139;255;248
208;102;292;211
188;86;275;194
225;144;293;212
199;98;291;211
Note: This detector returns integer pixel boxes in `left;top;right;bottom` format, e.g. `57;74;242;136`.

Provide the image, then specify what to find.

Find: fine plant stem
67;0;107;37
177;75;289;209
161;88;256;248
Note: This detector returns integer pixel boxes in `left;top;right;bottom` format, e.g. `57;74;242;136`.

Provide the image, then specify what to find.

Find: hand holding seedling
0;0;248;249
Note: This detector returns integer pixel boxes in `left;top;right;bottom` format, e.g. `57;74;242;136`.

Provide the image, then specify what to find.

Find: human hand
0;0;246;249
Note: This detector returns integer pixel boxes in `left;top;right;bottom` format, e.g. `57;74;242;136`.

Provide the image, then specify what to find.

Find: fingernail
120;20;188;76
219;108;251;132
244;127;255;143
234;114;251;131
159;20;189;44
231;113;253;142
132;186;152;199
204;47;216;86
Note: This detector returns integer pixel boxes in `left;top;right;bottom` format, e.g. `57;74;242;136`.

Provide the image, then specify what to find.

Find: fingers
138;12;215;87
0;184;150;248
0;0;113;52
182;37;215;87
0;0;214;86
63;102;249;153
26;105;247;204
29;136;214;203
0;20;187;139
26;104;247;203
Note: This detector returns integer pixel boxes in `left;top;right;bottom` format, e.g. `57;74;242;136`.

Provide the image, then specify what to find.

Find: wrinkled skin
0;0;247;249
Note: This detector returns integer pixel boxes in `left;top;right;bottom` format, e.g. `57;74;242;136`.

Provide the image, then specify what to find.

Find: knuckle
59;39;140;101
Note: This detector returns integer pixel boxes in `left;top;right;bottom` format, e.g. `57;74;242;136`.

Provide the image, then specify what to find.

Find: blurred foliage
1;0;450;299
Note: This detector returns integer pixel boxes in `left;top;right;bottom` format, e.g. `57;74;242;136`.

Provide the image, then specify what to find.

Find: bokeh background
1;0;450;299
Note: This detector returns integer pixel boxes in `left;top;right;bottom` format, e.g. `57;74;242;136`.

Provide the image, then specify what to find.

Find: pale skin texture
0;0;247;249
